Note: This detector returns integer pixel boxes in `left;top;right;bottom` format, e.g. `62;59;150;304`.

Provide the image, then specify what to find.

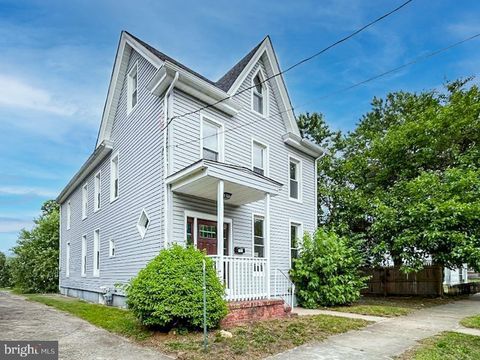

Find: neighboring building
57;31;322;307
444;266;468;286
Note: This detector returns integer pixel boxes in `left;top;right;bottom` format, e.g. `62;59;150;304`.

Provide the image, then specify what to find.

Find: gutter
282;132;324;158
56;140;114;204
163;71;179;249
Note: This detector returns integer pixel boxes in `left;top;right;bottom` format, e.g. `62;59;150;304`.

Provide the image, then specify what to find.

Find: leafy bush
126;245;227;329
290;229;369;308
10;200;59;293
0;252;12;288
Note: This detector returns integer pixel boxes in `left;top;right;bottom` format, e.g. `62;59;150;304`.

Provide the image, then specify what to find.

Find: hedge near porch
126;245;227;330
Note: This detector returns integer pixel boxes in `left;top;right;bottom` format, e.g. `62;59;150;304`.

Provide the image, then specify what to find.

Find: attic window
127;63;138;113
136;209;150;239
252;72;265;115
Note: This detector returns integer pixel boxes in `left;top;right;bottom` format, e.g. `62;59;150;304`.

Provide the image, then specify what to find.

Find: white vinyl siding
94;171;101;212
81;235;87;277
93;229;100;277
110;153;119;201
82;183;88;219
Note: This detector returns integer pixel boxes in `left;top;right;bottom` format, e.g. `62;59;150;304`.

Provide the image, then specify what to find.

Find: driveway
0;291;171;360
271;293;480;359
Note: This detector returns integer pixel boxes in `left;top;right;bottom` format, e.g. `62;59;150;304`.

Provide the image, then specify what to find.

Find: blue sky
0;0;479;254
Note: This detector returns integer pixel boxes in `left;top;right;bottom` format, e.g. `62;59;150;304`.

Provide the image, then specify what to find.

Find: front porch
166;160;294;305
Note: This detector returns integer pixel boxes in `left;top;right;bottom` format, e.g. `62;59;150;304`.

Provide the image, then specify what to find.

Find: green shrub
126;245;227;329
290;229;369;307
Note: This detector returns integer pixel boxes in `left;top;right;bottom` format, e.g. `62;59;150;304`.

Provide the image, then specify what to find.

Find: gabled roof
215;38;265;92
125;31;219;88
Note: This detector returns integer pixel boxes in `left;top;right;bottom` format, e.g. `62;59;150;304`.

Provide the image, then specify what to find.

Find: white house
57;31;322;308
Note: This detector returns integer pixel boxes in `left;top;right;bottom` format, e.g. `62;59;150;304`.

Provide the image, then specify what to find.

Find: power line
170;32;480;150
161;0;413;131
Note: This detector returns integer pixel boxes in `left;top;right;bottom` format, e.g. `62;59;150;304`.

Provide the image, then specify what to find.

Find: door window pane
254;216;264;258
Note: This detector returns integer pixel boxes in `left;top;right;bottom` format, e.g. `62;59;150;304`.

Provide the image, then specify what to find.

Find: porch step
221;299;292;328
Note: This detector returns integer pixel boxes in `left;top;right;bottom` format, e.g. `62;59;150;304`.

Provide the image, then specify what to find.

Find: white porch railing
210;255;268;301
274;268;295;309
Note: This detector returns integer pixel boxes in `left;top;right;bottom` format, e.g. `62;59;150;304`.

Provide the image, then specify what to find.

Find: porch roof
166;160;283;206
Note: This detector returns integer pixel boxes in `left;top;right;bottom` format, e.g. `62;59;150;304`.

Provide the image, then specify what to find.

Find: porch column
217;180;224;279
264;193;271;298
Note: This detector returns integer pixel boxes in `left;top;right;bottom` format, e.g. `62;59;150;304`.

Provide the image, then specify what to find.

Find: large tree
10;200;60;293
299;78;480;271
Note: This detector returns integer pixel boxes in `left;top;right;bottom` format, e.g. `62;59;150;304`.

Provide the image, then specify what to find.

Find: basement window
137;209;150;239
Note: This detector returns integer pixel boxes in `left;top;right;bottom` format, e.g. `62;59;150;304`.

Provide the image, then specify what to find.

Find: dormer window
127;63;138;114
252;72;265;115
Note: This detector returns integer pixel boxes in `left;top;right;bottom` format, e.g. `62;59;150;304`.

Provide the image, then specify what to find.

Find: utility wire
161;0;414;131
170;32;480;150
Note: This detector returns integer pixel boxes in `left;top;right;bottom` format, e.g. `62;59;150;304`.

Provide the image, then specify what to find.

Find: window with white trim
127;64;138;113
81;235;87;277
137;210;150;239
94;171;101;211
252;72;265;115
66;201;71;230
202;118;221;161
290;222;302;268
82;183;88;219
93;229;100;277
109;239;115;257
110;154;119;201
289;158;301;200
252;140;267;176
66;241;70;277
253;215;265;258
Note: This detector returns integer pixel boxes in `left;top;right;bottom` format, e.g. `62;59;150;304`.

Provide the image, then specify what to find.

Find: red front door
196;219;229;256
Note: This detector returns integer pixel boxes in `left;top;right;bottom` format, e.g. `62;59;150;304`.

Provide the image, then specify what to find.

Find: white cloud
0;74;77;116
0;186;58;198
0;217;33;233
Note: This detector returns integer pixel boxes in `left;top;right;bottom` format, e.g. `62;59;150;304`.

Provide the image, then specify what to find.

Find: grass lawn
328;296;457;317
24;293;370;359
461;314;480;329
397;332;480;360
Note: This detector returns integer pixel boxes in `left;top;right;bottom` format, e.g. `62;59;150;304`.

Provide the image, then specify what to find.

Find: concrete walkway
0;291;172;360
293;307;386;323
271;294;480;360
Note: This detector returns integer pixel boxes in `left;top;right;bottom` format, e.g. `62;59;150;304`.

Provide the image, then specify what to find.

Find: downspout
163;72;179;249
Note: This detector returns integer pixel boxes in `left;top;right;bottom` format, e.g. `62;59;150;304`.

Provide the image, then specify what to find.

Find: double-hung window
252;72;265;115
109;239;115;257
290;222;302;268
94;171;101;211
110;153;119;201
127;64;138;113
82;183;88;219
93;229;100;277
201;118;222;161
253;215;265;258
81;235;87;277
289;157;301;201
252;140;267;176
